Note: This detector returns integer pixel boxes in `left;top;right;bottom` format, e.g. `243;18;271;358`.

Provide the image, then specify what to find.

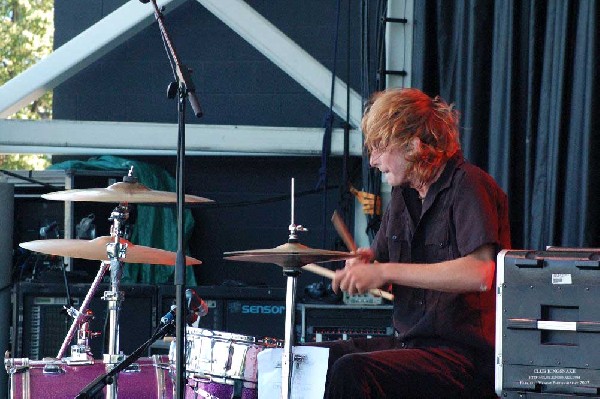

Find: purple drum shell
186;379;257;399
8;356;173;399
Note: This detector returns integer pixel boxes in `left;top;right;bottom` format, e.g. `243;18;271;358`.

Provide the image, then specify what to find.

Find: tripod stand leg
56;261;109;359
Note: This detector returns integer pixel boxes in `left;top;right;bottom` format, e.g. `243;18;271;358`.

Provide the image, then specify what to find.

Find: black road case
496;249;600;398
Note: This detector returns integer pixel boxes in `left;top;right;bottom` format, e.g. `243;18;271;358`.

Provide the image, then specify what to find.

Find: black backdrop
181;155;359;288
412;0;600;250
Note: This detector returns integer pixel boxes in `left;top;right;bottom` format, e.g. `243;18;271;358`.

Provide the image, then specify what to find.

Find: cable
358;1;386;241
0;169;58;189
186;185;341;210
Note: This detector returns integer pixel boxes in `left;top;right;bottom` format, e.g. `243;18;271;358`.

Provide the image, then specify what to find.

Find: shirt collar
425;150;464;201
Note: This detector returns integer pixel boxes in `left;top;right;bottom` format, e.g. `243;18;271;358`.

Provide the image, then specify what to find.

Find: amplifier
496;249;600;397
157;285;224;332
296;303;394;343
12;282;157;360
224;298;286;339
13;283;289;359
157;285;286;340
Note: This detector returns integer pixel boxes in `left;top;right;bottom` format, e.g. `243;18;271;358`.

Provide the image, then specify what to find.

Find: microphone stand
143;1;203;398
75;321;175;399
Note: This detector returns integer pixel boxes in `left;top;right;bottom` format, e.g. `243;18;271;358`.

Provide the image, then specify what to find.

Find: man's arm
333;244;496;295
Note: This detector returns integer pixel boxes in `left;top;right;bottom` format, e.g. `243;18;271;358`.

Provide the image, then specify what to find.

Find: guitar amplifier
496;249;600;397
157;285;286;339
12;282;157;360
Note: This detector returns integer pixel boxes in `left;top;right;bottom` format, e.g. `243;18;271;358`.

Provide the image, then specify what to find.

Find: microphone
186;289;208;324
39;221;58;238
160;305;177;325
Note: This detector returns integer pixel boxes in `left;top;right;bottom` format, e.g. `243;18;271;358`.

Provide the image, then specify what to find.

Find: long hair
361;88;461;186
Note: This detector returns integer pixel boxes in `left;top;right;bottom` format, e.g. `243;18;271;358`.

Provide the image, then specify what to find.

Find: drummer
325;88;511;398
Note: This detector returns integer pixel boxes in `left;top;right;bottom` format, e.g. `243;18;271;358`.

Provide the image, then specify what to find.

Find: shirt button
401;342;407;348
439;242;444;248
392;235;398;241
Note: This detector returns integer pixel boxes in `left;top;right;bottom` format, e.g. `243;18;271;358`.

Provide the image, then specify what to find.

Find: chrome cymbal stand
102;204;130;399
281;178;307;399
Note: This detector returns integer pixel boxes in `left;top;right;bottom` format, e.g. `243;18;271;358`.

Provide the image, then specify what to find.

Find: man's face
369;145;413;187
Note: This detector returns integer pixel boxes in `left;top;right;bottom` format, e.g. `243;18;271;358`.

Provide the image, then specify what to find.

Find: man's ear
408;136;421;153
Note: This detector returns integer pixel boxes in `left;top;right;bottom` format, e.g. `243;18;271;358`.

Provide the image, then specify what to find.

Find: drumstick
329;211;394;300
302;263;394;301
331;210;358;252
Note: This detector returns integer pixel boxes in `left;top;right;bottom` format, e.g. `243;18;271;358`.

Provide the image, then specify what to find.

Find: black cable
0;283;13;295
338;0;353;230
187;185;341;210
359;0;387;241
375;0;388;91
316;0;343;249
0;169;58;188
153;6;178;84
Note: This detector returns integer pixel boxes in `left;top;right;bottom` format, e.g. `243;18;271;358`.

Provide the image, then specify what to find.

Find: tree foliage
0;154;49;169
1;0;53;169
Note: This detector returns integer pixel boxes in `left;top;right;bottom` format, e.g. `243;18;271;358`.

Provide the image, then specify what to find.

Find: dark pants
311;337;496;399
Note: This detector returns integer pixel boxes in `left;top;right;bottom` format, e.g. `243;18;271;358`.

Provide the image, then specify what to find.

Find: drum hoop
189;372;258;389
186;327;257;344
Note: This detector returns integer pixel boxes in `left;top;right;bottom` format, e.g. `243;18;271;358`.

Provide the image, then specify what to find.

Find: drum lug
42;363;65;375
123;362;141;373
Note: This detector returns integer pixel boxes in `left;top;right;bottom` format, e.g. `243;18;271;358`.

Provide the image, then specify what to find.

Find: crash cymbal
20;236;202;266
42;181;213;203
223;242;355;268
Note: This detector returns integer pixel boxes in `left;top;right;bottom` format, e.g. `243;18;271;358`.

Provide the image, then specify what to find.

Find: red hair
361;88;461;186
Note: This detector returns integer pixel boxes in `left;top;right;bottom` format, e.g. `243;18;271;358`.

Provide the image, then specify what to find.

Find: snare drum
172;328;282;399
6;355;173;399
185;328;266;385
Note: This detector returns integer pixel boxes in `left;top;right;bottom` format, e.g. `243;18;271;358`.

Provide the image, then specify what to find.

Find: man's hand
332;248;385;295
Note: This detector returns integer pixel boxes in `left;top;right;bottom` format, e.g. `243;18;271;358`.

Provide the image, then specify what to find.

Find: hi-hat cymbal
20;236;202;266
42;181;213;203
223;242;355;268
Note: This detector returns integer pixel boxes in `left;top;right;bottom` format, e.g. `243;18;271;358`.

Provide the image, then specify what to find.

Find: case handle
514;259;543;268
507;318;600;332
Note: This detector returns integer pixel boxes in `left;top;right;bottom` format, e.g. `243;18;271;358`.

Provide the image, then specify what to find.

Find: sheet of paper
258;346;329;399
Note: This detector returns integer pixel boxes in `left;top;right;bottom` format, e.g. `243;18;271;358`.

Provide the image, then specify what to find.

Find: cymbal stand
281;178;307;399
102;204;130;399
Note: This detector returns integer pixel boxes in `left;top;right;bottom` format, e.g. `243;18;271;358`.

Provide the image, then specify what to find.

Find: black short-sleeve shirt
371;151;511;354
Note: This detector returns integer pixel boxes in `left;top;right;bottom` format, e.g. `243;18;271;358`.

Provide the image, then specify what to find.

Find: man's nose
369;153;378;167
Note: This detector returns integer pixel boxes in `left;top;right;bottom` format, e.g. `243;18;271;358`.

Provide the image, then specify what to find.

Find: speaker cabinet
11;282;156;360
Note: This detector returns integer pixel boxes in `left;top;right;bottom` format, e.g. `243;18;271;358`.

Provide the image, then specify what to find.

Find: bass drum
6;355;173;399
